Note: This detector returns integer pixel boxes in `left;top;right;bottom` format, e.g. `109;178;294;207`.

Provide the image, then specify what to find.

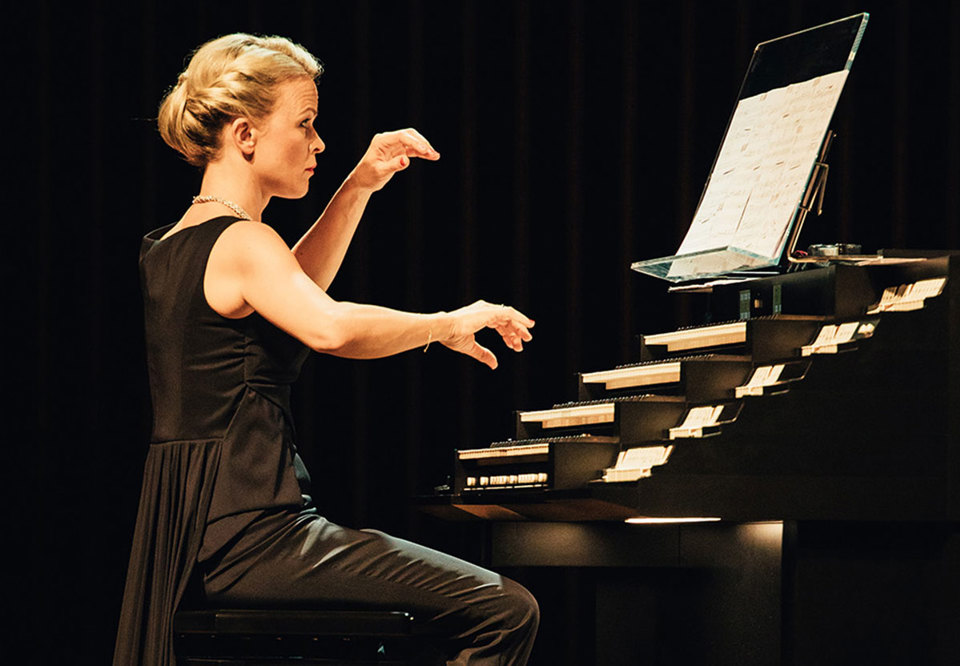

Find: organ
421;13;960;665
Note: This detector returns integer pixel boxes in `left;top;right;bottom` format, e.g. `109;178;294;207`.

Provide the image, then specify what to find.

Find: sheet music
677;70;849;260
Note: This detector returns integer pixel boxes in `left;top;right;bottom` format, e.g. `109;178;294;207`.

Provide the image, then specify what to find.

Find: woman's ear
227;117;257;158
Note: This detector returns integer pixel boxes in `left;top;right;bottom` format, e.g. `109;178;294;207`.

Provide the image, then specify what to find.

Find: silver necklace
192;195;253;220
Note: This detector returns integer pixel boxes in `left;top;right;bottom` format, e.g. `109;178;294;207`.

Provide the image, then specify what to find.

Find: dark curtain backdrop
10;0;960;663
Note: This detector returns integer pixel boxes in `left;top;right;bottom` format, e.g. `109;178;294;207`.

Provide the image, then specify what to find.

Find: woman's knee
500;577;539;634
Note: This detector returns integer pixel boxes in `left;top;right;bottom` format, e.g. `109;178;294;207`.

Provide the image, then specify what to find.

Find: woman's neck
197;158;268;222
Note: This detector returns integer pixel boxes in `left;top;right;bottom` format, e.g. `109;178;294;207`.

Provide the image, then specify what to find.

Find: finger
404;127;432;145
401;128;439;155
396;130;440;160
507;322;533;342
489;322;525;352
385;154;410;172
492;318;533;343
487;304;535;330
463;340;498;369
504;305;535;328
495;326;530;351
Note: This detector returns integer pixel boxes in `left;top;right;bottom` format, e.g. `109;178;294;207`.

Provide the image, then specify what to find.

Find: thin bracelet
424;329;432;353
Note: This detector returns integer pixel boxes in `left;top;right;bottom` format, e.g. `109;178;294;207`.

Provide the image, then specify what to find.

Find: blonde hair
158;33;323;167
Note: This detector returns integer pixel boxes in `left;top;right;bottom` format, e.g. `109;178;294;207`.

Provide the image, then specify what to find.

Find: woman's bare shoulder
218;219;288;246
205;221;296;318
211;220;296;270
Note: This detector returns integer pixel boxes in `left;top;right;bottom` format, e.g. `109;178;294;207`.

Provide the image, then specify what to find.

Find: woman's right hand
349;129;440;192
440;301;535;370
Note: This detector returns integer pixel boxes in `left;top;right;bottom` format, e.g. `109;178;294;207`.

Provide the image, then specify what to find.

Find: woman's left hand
350;128;440;192
440;301;535;370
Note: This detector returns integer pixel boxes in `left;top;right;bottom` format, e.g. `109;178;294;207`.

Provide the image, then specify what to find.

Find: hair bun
158;33;322;168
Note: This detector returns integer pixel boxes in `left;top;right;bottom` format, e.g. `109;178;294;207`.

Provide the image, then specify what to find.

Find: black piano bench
173;608;445;665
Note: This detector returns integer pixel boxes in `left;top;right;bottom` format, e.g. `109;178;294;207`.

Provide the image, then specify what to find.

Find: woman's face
252;77;325;199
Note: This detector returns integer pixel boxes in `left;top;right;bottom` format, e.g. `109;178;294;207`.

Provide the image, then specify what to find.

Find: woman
114;33;538;665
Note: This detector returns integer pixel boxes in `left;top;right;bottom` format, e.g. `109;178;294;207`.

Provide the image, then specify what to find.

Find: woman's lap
200;510;538;665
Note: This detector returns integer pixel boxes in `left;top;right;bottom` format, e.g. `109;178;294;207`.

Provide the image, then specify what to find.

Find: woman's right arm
204;221;534;369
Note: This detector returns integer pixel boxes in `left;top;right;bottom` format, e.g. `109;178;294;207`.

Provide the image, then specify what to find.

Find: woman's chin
276;186;311;201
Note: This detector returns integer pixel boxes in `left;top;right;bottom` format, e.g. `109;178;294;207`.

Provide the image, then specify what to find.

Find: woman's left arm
292;128;440;290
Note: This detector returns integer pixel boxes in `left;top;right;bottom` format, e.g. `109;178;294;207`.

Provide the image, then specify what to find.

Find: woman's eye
301;119;314;129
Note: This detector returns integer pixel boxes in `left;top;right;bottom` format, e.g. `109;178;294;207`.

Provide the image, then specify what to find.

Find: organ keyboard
423;256;960;522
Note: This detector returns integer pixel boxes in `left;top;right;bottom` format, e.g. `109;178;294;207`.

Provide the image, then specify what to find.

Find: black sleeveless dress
113;217;538;666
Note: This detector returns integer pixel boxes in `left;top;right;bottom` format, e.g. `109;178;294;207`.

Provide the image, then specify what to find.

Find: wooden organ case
420;14;959;666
